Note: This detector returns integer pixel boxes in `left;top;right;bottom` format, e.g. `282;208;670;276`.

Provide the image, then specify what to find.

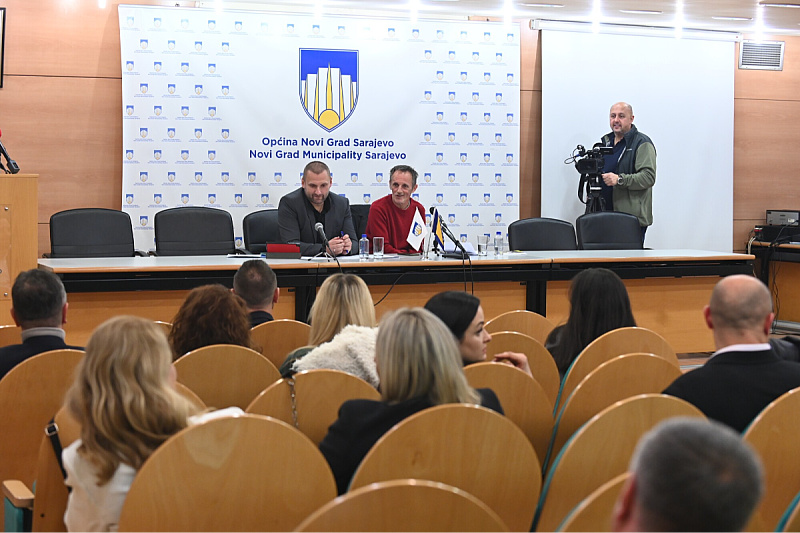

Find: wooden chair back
349;404;541;532
464;362;554;467
173;344;279;410
743;387;800;531
485;310;555;345
0;325;22;347
250;319;311;369
246;369;380;445
557;327;679;411
31;406;81;532
153;320;172;338
0;349;84;527
296;479;509;532
485;331;560;408
557;473;630;532
173;381;207;410
534;394;704;532
548;353;682;468
118;414;336;532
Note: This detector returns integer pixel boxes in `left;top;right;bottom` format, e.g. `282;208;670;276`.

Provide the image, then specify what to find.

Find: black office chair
508;217;577;251
49;208;138;258
242;209;280;254
350;204;371;238
575;212;643;250
154;207;236;256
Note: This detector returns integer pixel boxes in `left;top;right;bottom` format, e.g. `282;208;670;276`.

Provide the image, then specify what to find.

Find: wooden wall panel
519;21;541;92
735;36;800;102
520;89;542;219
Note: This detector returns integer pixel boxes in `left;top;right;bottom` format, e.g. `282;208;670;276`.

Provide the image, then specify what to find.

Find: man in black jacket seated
232;259;278;328
277;160;356;257
663;274;800;432
0;269;82;380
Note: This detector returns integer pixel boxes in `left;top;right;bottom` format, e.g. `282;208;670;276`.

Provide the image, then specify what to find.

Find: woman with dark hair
545;268;636;377
424;291;530;375
169;284;253;360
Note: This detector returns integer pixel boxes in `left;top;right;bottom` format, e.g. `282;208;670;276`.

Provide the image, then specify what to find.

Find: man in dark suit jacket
663;274;800;432
0;269;82;380
232;259;278;328
278;160;357;257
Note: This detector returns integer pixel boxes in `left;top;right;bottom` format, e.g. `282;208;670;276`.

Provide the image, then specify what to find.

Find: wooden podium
0;174;38;318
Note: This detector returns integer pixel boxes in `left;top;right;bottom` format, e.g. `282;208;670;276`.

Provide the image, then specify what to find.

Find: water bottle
359;234;369;260
494;232;502;256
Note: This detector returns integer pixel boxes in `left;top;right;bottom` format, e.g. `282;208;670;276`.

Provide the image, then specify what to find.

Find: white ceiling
208;0;800;36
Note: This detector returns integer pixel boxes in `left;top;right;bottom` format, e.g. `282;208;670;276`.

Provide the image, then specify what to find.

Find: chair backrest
548;353;683;469
534;394;704;532
0;349;84;527
350;204;371;238
743;387;800;531
296;479;509;532
464;362;554;467
484;331;560;408
117;414;337;532
173;381;207;410
242;209;280;254
30;406;81;532
50;208;135;258
154;206;235;256
508;217;578;251
575;212;643;250
250;319;311;369
349;404;541;532
245;369;380;445
557;327;679;411
0;325;21;348
173;344;279;409
153;320;172;338
557;473;630;532
485;309;555;345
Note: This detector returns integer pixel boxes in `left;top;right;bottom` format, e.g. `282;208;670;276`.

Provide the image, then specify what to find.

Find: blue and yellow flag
431;208;445;249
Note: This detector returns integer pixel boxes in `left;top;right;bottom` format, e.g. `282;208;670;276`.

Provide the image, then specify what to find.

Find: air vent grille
739;40;784;71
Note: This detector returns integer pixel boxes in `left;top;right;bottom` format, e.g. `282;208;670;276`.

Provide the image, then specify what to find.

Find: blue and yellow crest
300;49;359;132
412;221;423;237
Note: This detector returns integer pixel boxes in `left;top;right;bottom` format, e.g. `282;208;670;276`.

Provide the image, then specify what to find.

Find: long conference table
38;249;754;353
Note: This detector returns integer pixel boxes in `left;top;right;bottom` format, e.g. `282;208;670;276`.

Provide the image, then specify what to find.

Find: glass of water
373;236;384;259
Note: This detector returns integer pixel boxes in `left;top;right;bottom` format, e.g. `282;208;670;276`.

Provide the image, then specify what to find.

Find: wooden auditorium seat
250;319;311;369
484;331;560;408
556;473;630;532
349;403;541;532
173;344;279;410
245;369;380;445
485;309;555;345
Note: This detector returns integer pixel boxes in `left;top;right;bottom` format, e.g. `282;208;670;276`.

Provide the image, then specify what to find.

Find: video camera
565;143;614;213
573;143;613;176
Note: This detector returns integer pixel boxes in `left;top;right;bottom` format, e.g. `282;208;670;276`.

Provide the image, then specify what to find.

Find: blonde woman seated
279;273;378;387
62;316;240;532
319;307;503;494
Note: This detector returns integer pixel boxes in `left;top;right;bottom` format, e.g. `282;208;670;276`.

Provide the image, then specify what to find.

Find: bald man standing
599;102;656;244
663;275;800;432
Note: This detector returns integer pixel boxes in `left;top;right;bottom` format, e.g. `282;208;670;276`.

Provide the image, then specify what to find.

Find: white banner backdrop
119;6;520;252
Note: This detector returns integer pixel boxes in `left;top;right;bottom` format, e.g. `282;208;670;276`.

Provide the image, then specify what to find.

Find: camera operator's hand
602;172;620;186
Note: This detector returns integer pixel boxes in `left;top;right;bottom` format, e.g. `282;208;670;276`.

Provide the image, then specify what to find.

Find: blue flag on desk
431;208;445;249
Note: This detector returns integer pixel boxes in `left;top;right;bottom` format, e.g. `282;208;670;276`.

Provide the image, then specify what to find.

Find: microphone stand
440;223;469;260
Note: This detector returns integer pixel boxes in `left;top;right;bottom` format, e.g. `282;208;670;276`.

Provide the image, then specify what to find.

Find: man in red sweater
366;165;426;254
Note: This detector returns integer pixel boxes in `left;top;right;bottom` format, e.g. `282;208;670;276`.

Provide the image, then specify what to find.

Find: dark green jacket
601;124;656;227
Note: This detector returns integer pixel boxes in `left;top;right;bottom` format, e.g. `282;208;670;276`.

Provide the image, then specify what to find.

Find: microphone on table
313;221;342;272
0;129;20;175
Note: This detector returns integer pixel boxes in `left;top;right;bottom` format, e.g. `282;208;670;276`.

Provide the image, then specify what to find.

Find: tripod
580;173;606;214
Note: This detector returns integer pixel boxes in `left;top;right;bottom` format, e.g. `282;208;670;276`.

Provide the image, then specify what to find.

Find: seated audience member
319;307;503;494
424;291;531;376
663;274;800;432
545;268;636;377
277;160;356;257
0;269;82;380
281;273;377;386
63;316;200;532
613;417;763;532
169;284;252;360
232;259;279;328
365;164;426;254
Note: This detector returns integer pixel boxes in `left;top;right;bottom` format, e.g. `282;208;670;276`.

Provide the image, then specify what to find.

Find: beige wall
0;0;794;255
